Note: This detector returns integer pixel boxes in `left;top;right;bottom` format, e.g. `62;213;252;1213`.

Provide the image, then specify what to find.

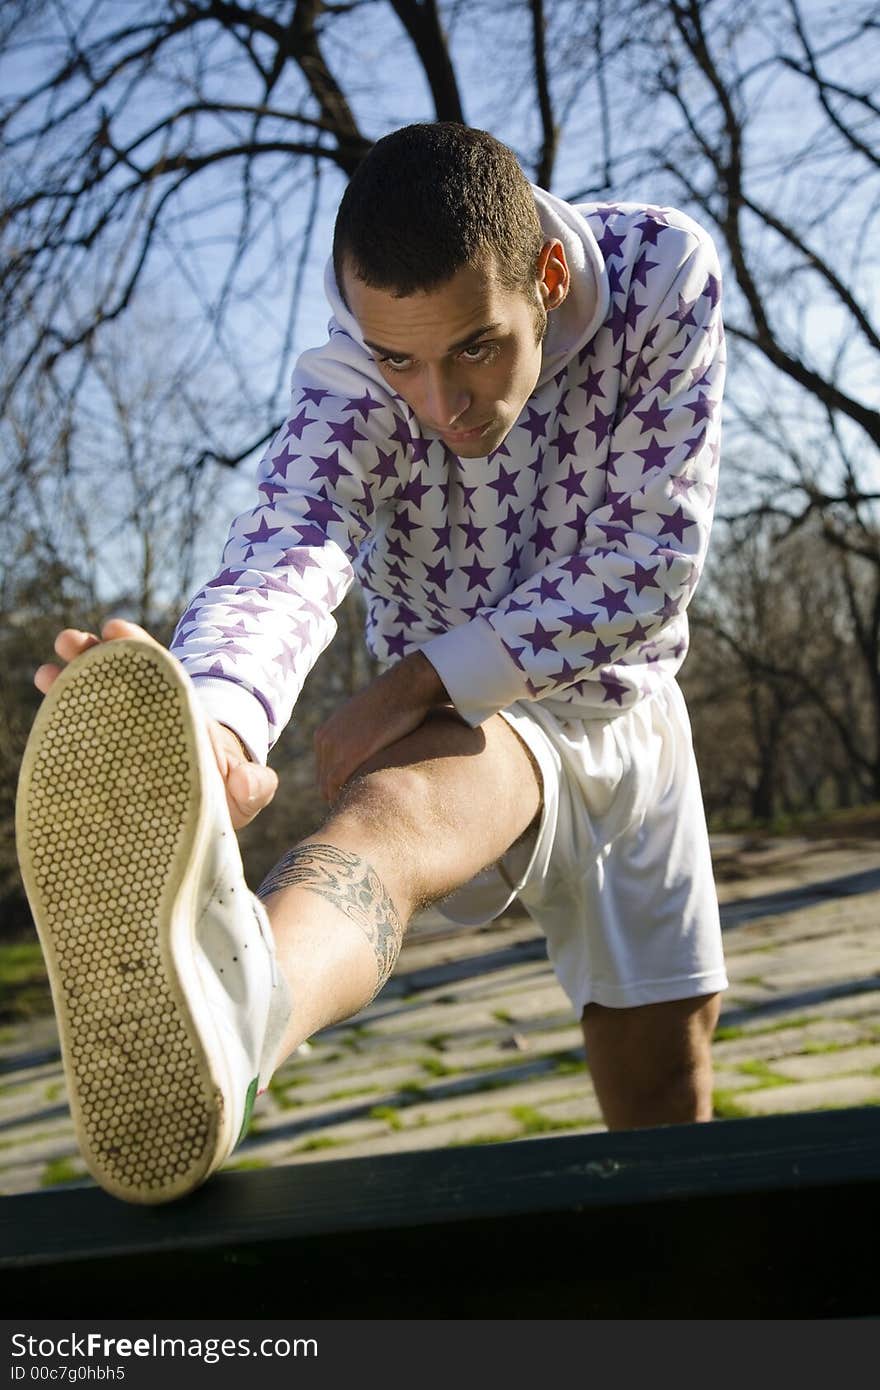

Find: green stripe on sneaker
237;1076;259;1146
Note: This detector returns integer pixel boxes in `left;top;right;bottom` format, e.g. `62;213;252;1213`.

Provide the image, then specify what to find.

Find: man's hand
314;651;449;803
34;619;278;831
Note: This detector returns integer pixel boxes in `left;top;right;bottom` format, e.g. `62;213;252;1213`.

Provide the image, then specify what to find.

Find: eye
377;353;413;373
459;342;496;363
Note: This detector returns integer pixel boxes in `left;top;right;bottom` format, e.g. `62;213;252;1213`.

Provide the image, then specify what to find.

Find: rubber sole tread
15;641;224;1204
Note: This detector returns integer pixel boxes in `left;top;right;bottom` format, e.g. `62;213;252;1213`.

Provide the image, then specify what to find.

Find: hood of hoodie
529;184;609;386
321;183;609;392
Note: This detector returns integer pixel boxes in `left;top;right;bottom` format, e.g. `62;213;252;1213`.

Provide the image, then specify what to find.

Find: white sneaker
15;638;292;1204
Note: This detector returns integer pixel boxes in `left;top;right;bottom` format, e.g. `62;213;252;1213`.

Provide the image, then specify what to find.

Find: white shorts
436;680;728;1016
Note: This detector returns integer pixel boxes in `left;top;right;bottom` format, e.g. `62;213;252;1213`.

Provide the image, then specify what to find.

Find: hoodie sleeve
168;339;407;764
421;228;725;726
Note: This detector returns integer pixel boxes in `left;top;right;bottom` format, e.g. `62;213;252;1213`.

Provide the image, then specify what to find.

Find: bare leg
257;709;542;1065
580;993;722;1130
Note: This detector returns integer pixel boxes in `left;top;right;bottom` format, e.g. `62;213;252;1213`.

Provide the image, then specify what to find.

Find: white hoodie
170;188;725;765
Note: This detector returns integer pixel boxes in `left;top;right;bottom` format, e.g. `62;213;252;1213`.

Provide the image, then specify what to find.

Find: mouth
440;421;492;445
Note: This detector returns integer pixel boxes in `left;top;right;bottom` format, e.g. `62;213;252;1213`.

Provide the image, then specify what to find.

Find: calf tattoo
256;844;404;993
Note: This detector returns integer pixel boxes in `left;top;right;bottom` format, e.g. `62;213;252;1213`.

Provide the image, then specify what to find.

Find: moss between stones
369;1105;403;1130
40;1156;84;1187
712;1090;750;1119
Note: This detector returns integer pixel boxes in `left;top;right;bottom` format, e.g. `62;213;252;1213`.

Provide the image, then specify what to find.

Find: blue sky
2;0;876;613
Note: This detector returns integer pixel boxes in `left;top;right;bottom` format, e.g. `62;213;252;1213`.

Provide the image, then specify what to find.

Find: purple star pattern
595;583;632;620
310;450;350;488
580;366;605;400
600;671;629;705
459;519;486;551
557;464;587;503
537;575;564;601
462;557;495;592
523;620;561;654
325;418;367;450
521;406;550;443
243;516;283;546
487;464;519;503
170;202;724;751
343;390;385;422
551;424;579;462
371;448;399;483
530;519;558;558
584;635;617;667
283;408;316;440
497;504;524;542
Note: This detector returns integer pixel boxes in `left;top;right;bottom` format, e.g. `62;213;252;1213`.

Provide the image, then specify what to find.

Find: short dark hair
332;123;545;303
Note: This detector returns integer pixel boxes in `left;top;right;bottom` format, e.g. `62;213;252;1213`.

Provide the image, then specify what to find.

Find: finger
100;618;165;649
206;720;233;779
226;762;278;827
34;663;61;695
54;629;101;662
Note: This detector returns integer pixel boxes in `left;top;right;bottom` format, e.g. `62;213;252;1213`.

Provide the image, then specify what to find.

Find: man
18;123;727;1205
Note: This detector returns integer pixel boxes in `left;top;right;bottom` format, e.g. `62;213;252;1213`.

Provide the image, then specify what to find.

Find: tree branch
529;0;558;188
389;0;466;123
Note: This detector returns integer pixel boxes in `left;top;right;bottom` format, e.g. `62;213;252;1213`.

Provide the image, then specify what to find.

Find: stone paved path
1;835;878;1194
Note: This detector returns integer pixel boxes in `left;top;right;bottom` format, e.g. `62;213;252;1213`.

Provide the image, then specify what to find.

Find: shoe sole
15;639;236;1204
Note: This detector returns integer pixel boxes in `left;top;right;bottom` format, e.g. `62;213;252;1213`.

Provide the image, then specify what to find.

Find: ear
536;239;570;310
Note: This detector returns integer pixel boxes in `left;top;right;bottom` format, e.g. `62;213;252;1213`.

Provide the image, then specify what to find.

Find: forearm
314;649;450;801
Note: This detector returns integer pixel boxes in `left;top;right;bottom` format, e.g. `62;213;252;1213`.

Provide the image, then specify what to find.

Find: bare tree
685;519;878;820
4;0;880;845
554;0;880;807
0;1;575;480
560;1;878;455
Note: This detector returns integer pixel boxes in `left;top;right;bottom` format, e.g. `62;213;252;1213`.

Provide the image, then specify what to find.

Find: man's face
342;243;567;459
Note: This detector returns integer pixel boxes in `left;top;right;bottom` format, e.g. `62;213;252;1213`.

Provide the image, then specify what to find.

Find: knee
651;1052;714;1122
623;1050;714;1127
326;765;441;895
335;764;436;834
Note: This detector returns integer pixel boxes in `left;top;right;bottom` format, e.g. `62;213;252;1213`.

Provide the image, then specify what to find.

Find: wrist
396;650;449;707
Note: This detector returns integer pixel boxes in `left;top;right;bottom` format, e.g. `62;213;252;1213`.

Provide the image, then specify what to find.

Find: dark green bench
2;1107;878;1317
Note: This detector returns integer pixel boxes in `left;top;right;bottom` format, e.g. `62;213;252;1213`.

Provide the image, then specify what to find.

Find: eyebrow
363;322;503;358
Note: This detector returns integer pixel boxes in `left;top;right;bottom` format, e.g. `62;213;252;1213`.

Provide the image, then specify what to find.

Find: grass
266;1074;305;1110
759;1016;816;1034
0;1128;62;1152
225;1156;270;1172
398;1080;426;1097
452;1132;511;1147
0;942;45;988
340;1026;377;1051
325;1084;383;1101
40;1156;84;1187
715;1016;816;1040
509;1104;584;1136
420;1056;457;1078
298;1135;344;1152
736;1059;791;1086
709;801;880;840
551;1054;586;1076
0;942;52;1022
268;1071;308;1091
712;1090;751;1119
369;1104;403;1130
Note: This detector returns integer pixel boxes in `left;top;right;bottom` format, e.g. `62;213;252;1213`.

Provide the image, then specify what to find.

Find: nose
422;365;470;430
